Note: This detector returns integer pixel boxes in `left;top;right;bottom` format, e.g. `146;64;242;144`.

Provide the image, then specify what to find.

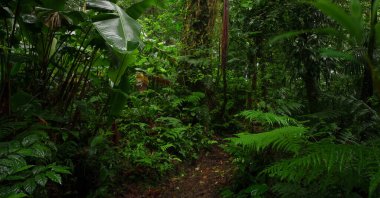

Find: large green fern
172;91;205;107
228;107;380;197
237;110;299;127
229;126;307;154
262;140;380;197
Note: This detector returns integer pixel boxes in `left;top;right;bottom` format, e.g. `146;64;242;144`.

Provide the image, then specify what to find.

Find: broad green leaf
320;48;355;62
35;174;48;186
126;0;166;20
50;166;71;174
350;0;362;20
87;0;116;11
49;38;57;58
312;0;363;42
0;166;10;180
21;135;40;147
23;178;37;194
269;28;337;45
5;175;26;181
0;156;26;170
109;74;131;117
269;31;306;45
2;183;24;197
93;4;141;54
17;149;37;158
90;135;105;148
7;142;22;154
13;165;34;174
0;6;14;18
31;144;51;158
32;166;48;175
108;51;137;85
0;159;16;168
46;171;62;184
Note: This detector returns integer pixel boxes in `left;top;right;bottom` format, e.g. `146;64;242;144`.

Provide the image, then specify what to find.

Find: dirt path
122;144;234;198
156;145;234;198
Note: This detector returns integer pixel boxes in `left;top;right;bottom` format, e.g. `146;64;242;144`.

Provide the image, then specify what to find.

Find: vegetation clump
1;0;380;197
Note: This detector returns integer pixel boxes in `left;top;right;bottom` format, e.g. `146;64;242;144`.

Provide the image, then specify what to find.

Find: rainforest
1;0;380;197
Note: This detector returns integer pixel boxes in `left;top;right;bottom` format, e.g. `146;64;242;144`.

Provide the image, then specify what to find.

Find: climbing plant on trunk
180;0;218;87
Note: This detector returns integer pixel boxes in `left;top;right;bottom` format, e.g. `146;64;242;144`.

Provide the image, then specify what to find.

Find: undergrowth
223;99;380;197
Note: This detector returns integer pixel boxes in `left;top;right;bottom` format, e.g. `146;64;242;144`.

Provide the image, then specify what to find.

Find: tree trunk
180;0;218;86
361;0;376;102
220;0;229;119
247;48;257;109
303;64;320;113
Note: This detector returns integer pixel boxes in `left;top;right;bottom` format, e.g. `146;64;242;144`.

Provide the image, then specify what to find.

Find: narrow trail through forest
122;142;235;198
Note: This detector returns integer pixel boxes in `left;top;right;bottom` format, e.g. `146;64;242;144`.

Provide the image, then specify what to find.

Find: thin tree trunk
247;48;257;109
361;0;376;102
260;62;268;102
220;0;229;119
303;64;320;113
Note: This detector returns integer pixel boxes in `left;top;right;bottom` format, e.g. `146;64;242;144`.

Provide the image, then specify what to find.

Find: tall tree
361;0;377;102
180;0;218;87
220;0;229;118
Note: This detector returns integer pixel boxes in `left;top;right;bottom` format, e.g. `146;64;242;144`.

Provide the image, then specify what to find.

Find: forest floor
121;140;235;198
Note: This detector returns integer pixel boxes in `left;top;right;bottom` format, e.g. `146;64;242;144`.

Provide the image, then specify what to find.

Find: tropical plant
0;121;70;197
226;103;380;197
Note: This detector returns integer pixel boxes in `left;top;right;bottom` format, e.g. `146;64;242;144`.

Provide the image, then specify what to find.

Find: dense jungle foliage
1;0;380;197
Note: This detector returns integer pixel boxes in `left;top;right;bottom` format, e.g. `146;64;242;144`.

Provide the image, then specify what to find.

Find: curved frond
229;126;307;154
263;142;380;185
237;110;299;127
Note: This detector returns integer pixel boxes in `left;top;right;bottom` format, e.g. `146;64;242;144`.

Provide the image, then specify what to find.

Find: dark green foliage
2;0;380;197
237;110;299;127
226;106;380;197
229;126;306;154
117;89;214;180
0;121;70;197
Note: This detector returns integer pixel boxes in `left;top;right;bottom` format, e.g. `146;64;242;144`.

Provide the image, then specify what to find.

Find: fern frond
160;143;174;151
370;170;380;198
272;183;308;198
273;100;304;116
237;110;299;127
229;126;307;154
262;142;373;184
164;127;188;140
303;110;344;120
172;98;184;107
186;92;205;104
155;117;183;127
0;119;27;140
